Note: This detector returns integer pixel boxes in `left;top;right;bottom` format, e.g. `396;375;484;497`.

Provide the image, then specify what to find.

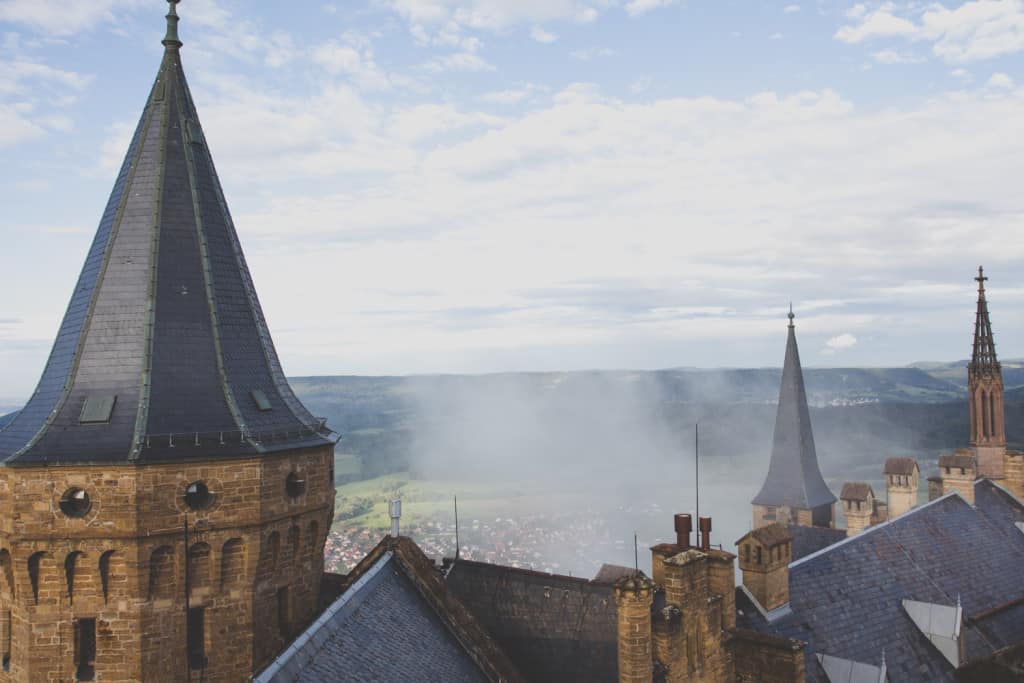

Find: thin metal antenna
454;494;460;560
695;422;700;525
634;532;639;572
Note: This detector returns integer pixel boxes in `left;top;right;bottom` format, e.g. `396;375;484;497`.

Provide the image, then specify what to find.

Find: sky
1;0;1023;403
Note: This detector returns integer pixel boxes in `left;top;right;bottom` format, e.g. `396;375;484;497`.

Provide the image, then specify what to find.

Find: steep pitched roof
739;522;793;549
787;524;846;562
256;537;524;683
0;3;332;465
840;482;874;502
884;457;919;476
970;266;999;373
445;558;619;683
752;313;836;510
773;488;1024;682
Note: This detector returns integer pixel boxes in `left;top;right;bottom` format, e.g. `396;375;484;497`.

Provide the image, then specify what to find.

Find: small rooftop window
60;488;92;518
184;482;213;511
902;598;963;667
251;389;272;412
80;396;116;424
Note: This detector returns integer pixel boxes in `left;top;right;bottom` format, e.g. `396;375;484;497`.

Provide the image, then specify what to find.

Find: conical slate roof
0;3;333;465
970;266;999;374
751;311;835;510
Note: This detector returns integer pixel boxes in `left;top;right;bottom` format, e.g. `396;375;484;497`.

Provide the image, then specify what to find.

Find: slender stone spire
163;0;182;49
970;266;999;372
0;2;333;464
752;310;836;525
968;267;1006;473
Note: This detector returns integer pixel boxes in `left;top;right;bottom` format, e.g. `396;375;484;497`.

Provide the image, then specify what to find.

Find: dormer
736;523;792;612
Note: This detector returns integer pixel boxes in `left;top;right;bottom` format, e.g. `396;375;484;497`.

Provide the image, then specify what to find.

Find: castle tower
884;457;919;518
840;483;874;536
752;310;836;529
614;576;655;683
0;4;335;681
736;523;792;612
968;266;1006;478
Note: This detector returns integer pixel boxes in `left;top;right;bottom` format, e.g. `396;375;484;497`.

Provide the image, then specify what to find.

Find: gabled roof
884;457;918;476
592;563;643;585
772;487;1024;681
840;482;874;502
445;558;619;683
256;537;524;683
752;313;836;510
0;3;332;464
738;522;793;549
788;524;846;562
939;454;976;470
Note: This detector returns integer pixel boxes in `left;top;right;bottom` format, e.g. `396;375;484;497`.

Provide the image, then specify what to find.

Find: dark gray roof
445;559;618;683
259;553;489;683
0;7;331;465
773;485;1024;682
751;316;836;510
840;482;874;502
788;525;846;562
592;563;643;585
939;453;976;470
884;457;919;475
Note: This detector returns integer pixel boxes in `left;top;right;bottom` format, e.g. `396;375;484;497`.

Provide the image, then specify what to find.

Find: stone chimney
884;457;919;518
939;452;977;505
927;476;943;502
614;575;654;683
840;483;875;537
1005;451;1024;501
736;523;792;612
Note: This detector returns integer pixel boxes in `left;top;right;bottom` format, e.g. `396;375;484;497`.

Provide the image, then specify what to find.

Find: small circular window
286;472;307;498
183;481;212;510
59;488;91;518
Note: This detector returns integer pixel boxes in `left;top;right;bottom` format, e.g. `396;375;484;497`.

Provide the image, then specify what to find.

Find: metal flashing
80;396;117;425
901;598;963;668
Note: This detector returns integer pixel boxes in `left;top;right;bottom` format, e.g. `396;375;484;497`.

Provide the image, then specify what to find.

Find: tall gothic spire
752;311;836;516
0;3;333;464
970;266;999;372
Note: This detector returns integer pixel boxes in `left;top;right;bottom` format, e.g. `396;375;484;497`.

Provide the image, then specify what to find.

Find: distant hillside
289;368;1022;483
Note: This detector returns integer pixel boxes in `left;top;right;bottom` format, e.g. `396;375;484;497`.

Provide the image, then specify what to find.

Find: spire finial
788;302;795;328
163;0;182;49
976;265;987;292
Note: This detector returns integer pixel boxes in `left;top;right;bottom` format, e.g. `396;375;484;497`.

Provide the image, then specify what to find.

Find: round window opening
286;472;307;498
59;488;92;518
184;481;213;510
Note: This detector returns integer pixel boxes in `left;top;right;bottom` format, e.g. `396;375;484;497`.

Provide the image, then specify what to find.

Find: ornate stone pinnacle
163;0;182;49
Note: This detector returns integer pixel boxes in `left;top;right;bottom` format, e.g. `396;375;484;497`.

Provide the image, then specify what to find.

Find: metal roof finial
788;302;795;328
163;0;182;49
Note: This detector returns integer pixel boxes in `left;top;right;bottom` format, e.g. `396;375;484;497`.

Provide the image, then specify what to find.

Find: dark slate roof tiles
840;482;874;501
884;457;919;475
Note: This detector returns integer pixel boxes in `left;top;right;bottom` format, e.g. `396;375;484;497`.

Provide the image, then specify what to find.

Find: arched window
981;390;989;439
0;550;14;600
260;532;281;578
99;550;117;603
287;526;300;562
65;551;86;605
990;391;997;438
28;552;48;605
148;546;175;600
188;543;212;592
220;539;244;590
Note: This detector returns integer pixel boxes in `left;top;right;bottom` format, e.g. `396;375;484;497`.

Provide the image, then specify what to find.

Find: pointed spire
163;0;182;49
971;266;999;371
752;309;836;514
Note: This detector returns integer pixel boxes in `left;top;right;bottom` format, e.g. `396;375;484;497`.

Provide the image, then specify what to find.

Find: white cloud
387;0;603;30
823;333;858;353
0;0;143;36
871;48;924;64
784;4;801;13
624;0;680;17
570;47;616;61
836;0;1024;63
530;26;558;43
422;51;496;72
987;71;1014;88
480;89;530;104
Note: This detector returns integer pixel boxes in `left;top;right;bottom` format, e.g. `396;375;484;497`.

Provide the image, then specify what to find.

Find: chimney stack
699;517;712;550
674;513;692;549
389;499;402;537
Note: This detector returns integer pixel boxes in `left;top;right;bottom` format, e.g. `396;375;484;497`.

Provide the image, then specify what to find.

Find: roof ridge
789;491;964;569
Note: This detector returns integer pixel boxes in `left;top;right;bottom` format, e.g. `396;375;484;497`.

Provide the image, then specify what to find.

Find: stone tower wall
1005;452;1024;501
842;500;872;537
886;478;917;519
0;444;333;683
614;578;654;683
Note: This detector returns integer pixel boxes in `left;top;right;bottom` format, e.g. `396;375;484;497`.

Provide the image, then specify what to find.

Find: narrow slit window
188;607;205;670
75;618;96;681
1;609;10;672
277;586;291;638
